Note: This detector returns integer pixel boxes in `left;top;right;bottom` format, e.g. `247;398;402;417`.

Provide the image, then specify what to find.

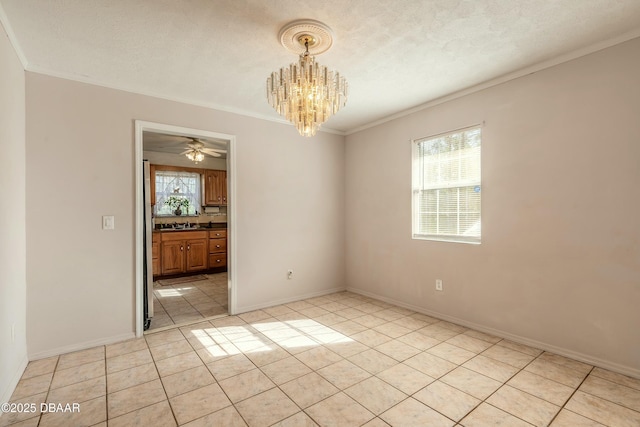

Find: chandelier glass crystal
267;35;347;137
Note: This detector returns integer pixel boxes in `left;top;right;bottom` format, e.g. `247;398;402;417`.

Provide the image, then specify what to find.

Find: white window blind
412;126;481;243
154;171;201;217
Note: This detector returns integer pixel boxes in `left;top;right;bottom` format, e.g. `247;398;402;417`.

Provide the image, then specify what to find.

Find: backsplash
154;206;227;227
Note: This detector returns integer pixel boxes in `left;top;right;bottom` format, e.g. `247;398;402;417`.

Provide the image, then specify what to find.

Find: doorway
134;121;236;336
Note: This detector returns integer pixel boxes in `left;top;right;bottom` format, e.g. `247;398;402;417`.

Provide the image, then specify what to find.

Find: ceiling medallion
266;20;348;137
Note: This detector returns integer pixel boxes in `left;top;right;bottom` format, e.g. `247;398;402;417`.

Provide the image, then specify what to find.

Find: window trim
411;124;482;245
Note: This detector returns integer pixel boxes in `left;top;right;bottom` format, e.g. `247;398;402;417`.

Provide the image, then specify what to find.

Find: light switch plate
102;215;115;230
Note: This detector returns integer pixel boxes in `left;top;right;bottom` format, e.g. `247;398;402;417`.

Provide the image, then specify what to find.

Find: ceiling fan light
185;149;205;163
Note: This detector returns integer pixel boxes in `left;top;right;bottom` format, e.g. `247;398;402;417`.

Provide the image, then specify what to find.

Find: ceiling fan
180;137;227;163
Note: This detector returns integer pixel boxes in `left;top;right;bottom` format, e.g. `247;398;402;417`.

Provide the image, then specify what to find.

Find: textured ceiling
2;0;640;134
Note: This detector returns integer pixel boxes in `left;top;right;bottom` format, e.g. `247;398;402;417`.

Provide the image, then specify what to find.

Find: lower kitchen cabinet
209;229;227;269
160;231;208;276
152;233;160;276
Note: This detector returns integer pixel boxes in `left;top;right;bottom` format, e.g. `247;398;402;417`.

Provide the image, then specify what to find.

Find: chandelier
267;20;348;137
185;148;204;164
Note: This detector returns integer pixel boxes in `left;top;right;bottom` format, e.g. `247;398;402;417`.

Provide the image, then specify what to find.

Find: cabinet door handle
180;246;184;251
216;259;221;263
187;245;190;251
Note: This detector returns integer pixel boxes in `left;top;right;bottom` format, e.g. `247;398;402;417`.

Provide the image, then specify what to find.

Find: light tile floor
3;291;640;426
150;273;228;330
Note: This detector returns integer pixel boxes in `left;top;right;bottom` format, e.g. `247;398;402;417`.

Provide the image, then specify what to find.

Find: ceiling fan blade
179;149;192;155
202;148;226;155
203;151;222;158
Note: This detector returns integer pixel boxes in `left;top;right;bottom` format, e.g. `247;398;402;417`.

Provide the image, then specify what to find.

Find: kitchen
143;130;230;331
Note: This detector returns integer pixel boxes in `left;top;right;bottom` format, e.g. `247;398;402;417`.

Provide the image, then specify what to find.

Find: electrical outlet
435;279;443;291
287;269;294;280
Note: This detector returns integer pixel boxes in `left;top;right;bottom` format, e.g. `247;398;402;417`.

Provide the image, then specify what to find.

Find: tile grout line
546;365;596;426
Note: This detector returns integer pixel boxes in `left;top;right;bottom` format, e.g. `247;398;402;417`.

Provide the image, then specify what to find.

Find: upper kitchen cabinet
204;170;227;206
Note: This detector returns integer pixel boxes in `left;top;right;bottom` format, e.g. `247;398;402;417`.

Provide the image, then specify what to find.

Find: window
154;170;201;216
412;126;481;243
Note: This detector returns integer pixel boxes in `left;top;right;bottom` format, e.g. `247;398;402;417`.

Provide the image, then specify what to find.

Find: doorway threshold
144;313;229;334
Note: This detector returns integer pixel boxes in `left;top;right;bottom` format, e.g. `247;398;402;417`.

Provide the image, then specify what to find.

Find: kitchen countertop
154;223;227;233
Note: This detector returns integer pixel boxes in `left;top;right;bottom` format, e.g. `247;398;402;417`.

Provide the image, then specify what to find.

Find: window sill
412;234;481;245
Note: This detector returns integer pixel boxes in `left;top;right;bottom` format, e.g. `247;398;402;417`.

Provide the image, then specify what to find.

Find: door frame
134;120;237;337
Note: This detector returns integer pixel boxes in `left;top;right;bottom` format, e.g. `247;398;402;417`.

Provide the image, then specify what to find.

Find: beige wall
0;21;28;403
25;74;345;357
345;38;640;376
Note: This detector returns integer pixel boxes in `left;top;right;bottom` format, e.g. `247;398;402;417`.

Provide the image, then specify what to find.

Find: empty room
1;1;639;426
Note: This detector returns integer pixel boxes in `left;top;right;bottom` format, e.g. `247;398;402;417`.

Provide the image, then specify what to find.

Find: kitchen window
412;125;481;244
154;170;201;216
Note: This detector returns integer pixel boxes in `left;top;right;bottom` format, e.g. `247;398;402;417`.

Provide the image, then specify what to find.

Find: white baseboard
347;287;640;380
236;286;347;314
0;355;28;406
28;332;136;361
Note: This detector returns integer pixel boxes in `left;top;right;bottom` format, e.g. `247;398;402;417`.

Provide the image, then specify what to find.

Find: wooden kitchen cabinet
160;231;208;275
161;240;184;275
209;229;227;269
152;233;160;276
186;239;208;271
204;170;227;206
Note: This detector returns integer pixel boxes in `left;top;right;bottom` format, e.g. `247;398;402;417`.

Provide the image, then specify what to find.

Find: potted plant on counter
165;196;190;216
